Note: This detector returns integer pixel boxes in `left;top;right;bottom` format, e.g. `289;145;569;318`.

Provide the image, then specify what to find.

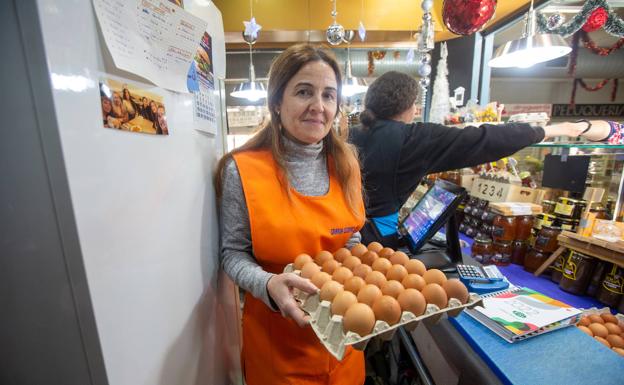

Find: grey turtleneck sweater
219;136;361;308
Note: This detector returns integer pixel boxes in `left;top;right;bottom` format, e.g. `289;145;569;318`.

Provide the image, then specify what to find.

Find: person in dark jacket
349;71;591;247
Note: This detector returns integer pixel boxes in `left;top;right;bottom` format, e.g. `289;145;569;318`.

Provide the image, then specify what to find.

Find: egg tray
579;307;624;324
284;263;483;360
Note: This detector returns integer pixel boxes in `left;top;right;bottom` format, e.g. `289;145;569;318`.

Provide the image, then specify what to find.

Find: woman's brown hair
215;44;362;218
359;70;418;129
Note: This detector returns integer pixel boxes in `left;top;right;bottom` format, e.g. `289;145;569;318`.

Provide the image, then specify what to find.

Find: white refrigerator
0;1;241;384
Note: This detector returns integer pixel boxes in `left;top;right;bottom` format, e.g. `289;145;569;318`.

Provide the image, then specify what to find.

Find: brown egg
320;280;343;302
397;288;426;316
379;247;395;258
322;259;341;274
350;243;368;258
423;269;447;285
404;259;426;276
588;323;609;338
372;295;402;325
365;271;388;288
422;283;448;309
606;334;624;349
343;256;362;271
613;347;624;357
577;325;594;337
315;250;334;265
367;241;384;253
402;274;427;291
344;276;366;295
386;264;409;282
594;336;611;348
300;261;321;279
333;247;351;263
578;316;591;327
588;314;605;324
360;251;379;266
357;284;383;307
605;322;622;335
442;279;469;304
294;253;313;270
331;291;358;316
389;251;409;266
601;313;619;324
372;258;392;275
311;272;332;289
343;303;376;336
381;280;405;299
352;263;373;279
332;266;354;284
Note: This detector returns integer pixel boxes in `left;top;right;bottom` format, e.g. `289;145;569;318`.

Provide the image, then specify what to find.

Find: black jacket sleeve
399;122;545;176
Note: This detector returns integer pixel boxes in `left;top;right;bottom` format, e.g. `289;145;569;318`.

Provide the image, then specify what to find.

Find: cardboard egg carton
284;263;483;360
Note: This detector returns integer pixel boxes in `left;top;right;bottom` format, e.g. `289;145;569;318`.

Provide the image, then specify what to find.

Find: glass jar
459;221;468;234
554;197;578;219
533;226;561;253
471;207;482;219
572;200;587;220
510;240;528;265
443;170;461;186
524;248;550;273
559;251;596;295
554;217;576;232
469;217;481;228
481;210;497;224
597;264;624;307
589;204;608;220
533;213;556;232
465;226;477;238
492;215;517;242
586;260;607;297
542;200;556;215
515;215;534;241
477;198;489;210
550;251;568;284
492;241;513;266
471;236;494;265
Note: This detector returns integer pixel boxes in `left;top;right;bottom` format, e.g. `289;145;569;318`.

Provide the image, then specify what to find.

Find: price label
470;179;511;202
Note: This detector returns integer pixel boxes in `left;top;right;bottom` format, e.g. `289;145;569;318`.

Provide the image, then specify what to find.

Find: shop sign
501;104;553;117
552;104;624;118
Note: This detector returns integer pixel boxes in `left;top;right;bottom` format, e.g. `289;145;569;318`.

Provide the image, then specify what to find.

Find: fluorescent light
341;48;368;97
230;81;267;101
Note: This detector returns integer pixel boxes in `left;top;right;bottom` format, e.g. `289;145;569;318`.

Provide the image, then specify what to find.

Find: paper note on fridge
93;0;207;93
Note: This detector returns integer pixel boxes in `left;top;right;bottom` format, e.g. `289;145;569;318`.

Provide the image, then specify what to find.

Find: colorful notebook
465;287;582;343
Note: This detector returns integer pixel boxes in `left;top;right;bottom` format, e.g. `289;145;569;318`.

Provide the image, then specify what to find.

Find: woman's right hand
267;273;319;327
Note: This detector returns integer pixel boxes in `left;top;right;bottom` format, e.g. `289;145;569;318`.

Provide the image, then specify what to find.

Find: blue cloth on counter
371;212;399;236
451;312;624;385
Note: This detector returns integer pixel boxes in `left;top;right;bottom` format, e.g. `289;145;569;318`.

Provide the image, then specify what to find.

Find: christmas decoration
443;0;497;36
367;50;386;76
358;21;366;41
417;0;435;118
581;31;624;56
243;17;262;41
429;43;451;124
326;0;345;46
538;0;624;38
547;13;565;30
570;78;618;106
406;48;415;64
582;7;608;32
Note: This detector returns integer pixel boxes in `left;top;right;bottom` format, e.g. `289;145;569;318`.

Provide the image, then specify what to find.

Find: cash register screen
400;184;458;253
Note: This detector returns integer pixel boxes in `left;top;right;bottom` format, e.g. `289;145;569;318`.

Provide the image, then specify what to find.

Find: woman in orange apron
216;44;366;384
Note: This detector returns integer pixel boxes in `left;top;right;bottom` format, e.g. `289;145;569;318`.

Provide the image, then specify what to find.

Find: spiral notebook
465;287;582;343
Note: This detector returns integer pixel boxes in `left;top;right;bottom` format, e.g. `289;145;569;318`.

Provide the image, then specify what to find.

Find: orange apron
234;150;366;385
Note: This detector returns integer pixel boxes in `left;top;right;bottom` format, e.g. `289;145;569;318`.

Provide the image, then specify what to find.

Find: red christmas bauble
582;7;608;33
443;0;497;36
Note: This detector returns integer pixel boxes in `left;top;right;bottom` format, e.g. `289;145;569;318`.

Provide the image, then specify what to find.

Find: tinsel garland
570;78;619;106
367;50;386;76
537;0;624;38
581;30;624;56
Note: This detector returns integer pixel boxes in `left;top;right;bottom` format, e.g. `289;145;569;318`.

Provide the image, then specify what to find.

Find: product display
559;251;596;295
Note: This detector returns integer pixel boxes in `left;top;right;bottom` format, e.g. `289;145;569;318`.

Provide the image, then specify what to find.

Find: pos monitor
398;180;467;268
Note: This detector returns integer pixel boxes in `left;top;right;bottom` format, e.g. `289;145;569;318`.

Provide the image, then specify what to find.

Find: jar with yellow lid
541;200;556;215
554;197;578;218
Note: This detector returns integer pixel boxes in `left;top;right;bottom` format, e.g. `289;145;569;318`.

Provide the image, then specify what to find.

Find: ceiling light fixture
231;2;267;101
488;0;572;68
342;30;368;97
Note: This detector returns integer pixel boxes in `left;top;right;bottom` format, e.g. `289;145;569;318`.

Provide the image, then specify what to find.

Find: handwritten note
93;0;207;93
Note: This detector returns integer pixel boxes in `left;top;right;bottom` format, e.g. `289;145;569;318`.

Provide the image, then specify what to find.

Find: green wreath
537;0;624;37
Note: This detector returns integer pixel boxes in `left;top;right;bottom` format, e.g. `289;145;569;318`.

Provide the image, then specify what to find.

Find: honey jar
533;226;561;253
554;197;578;219
597;264;624;307
510;240;529;265
542;200;556;215
481;210;497;224
492;240;512;266
555;217;576;232
534;213;556;231
572;200;587;220
492;215;517;242
550;251;569;284
586;260;607;297
515;215;534;241
524;248;550;273
471;236;493;265
559;251;596;295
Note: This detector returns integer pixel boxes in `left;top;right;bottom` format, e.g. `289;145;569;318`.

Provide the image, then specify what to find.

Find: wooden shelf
533;231;624;276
